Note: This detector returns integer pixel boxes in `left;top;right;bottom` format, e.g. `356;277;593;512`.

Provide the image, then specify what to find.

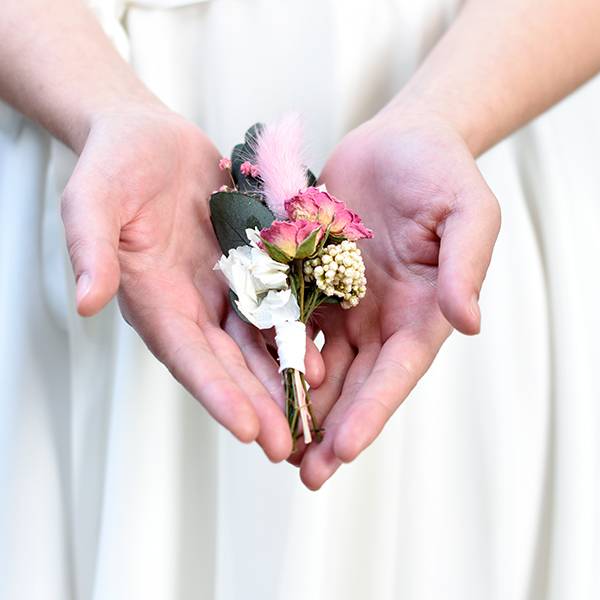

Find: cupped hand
61;102;323;462
298;110;501;488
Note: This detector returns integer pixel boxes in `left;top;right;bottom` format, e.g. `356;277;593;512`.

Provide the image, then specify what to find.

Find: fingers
287;331;355;467
61;165;121;317
305;336;326;388
437;179;501;335
299;343;380;489
226;317;326;462
332;335;432;464
144;311;261;444
224;314;293;462
300;316;449;490
333;313;450;464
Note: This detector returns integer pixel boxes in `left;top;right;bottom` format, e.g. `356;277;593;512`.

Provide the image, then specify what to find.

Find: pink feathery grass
253;114;309;219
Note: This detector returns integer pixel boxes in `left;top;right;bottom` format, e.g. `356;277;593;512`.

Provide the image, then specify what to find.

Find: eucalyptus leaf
238;174;263;196
210;191;275;255
306;169;318;188
244;122;264;146
231;123;265;195
231;143;249;187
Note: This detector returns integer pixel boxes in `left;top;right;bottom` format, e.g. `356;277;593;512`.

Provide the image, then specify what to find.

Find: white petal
213;241;297;329
231;261;258;304
245;227;262;247
249;289;300;329
249;248;289;292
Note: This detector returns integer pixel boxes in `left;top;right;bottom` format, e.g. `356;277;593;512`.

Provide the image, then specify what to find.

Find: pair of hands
61;101;500;490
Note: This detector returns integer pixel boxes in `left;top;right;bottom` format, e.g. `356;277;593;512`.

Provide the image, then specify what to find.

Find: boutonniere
211;115;373;447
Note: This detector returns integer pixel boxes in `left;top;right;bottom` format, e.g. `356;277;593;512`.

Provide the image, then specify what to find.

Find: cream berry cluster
304;240;367;309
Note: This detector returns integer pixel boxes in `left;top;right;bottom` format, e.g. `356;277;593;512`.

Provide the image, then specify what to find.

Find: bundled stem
284;259;325;449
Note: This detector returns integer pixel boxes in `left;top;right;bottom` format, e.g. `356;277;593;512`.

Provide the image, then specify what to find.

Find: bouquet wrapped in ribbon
210;115;373;446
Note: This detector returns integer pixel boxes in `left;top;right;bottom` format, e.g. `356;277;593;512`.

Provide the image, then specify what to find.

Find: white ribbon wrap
274;320;307;373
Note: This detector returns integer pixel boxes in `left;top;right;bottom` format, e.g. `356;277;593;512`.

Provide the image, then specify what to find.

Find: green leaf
306;169;318;187
238;174;263;196
231;123;265;195
327;234;347;245
319;294;342;304
314;224;331;255
231;143;248;187
210;191;275;254
261;238;292;264
295;226;322;259
244;122;264;146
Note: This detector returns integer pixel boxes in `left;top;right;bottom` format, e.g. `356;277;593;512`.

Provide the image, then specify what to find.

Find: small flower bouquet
210;116;373;446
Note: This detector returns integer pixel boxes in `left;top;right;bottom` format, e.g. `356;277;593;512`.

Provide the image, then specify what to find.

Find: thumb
61;170;121;317
437;179;501;335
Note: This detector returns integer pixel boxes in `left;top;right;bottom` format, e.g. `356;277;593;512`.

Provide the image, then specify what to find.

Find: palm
62;107;295;460
299;115;500;488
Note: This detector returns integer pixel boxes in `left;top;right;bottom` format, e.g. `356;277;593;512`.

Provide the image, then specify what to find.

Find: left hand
61;102;324;462
297;108;501;489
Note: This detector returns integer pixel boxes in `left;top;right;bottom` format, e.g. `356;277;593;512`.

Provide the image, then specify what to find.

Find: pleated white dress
1;1;599;599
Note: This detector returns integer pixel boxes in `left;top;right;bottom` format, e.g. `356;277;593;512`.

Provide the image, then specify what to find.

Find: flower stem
300;372;323;443
295;259;305;320
226;167;237;190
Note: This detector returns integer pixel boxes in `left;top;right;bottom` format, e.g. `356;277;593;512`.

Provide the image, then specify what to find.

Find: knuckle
60;186;78;221
66;235;88;267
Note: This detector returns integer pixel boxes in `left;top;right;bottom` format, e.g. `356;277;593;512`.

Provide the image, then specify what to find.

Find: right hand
297;109;501;488
61;101;323;461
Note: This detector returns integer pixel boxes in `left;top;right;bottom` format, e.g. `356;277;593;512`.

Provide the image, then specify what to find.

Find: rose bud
259;220;324;263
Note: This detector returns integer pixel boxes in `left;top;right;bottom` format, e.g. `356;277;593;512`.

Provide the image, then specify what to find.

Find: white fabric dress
1;1;600;599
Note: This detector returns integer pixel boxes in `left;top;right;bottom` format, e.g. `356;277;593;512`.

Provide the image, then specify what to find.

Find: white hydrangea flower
214;229;300;328
238;288;300;329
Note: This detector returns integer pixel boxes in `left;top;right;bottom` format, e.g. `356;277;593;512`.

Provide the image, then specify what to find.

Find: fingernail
76;272;92;304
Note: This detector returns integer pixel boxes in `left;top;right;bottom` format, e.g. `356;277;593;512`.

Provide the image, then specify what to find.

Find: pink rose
259;219;324;263
284;186;373;241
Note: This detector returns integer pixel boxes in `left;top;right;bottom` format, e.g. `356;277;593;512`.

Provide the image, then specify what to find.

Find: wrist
378;87;491;157
65;83;166;154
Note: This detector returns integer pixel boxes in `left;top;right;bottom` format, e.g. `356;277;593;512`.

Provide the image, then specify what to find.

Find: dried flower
304;240;367;308
285;185;373;241
260;220;324;263
211;120;374;448
219;157;232;171
253;113;308;219
240;161;260;178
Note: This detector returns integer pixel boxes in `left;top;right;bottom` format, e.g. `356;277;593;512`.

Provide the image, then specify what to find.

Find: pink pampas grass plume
253;114;309;219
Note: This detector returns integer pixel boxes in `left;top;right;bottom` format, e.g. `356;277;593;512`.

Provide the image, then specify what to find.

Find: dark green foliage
231;123;265;196
209;191;275;255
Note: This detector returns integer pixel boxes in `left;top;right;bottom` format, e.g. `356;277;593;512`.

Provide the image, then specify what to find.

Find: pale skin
297;0;600;488
0;0;325;464
1;1;600;486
